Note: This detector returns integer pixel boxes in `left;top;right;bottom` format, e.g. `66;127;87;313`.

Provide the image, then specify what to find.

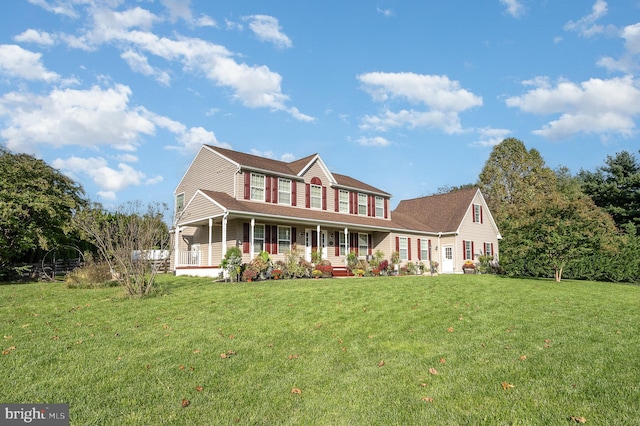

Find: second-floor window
375;196;384;217
310;184;322;209
339;190;349;213
251;173;265;201
358;193;367;215
279;179;291;205
176;193;184;212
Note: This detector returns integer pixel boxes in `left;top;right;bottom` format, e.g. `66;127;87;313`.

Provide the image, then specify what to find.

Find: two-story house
172;145;501;276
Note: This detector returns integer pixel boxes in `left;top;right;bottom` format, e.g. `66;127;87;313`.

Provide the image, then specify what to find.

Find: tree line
477;138;639;283
0;147;170;295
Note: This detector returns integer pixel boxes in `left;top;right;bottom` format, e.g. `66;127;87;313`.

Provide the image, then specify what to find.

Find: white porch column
221;213;228;260
208;218;213;267
174;226;181;268
344;227;349;261
250;218;255;260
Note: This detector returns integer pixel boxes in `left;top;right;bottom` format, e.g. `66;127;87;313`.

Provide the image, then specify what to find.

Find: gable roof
393;188;479;233
205;145;388;195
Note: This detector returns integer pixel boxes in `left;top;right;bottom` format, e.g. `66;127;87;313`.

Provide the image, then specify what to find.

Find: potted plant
462;261;476;274
271;269;282;280
242;269;257;282
312;269;322;278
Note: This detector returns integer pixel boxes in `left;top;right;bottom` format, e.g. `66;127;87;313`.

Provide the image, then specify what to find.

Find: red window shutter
272;226;278;254
334;189;339;212
395;236;400;253
265;226;271;253
350;192;355;214
291;182;297;206
471;241;475;260
243;223;250;253
291;227;296;245
384;198;388;218
408;238;412;260
272;178;278;204
335;231;340;256
462;241;467;260
480;206;483;223
244;172;251;200
417;239;421;260
305;183;310;208
265;177;271;203
368;234;372;255
428;240;432;261
322;187;327;210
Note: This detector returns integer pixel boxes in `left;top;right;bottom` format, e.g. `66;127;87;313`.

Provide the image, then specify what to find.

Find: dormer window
176;193;185;212
251;173;265;201
310;184;322;209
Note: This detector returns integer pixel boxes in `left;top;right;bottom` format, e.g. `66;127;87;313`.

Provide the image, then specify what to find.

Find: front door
305;229;327;262
442;245;454;273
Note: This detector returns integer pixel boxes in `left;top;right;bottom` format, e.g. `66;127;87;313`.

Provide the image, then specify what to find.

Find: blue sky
1;0;639;213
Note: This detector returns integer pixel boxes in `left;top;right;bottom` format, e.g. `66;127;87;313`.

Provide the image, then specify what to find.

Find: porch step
331;266;352;277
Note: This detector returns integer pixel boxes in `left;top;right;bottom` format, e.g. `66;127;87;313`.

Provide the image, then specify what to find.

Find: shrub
242;269;257;281
65;260;113;289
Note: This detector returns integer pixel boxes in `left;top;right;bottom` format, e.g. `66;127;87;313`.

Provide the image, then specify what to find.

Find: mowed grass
1;275;639;425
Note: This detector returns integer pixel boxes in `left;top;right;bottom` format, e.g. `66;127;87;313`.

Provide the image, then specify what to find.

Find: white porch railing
177;250;201;267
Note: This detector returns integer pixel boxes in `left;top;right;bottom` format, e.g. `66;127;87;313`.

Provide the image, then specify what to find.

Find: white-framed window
278;226;291;253
473;204;482;223
358;233;368;256
375;196;384;217
420;239;430;261
253;224;265;254
464;240;473;260
339;232;346;256
278;179;291;205
251;173;265;201
176;193;185;212
310;184;322;209
358;193;367;215
339;190;349;213
399;237;408;260
484;242;493;257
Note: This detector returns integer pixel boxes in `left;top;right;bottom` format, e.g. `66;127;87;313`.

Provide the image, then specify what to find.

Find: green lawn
1;275;638;425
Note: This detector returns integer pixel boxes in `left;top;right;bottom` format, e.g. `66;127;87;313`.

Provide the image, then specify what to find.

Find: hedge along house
171;145;501;277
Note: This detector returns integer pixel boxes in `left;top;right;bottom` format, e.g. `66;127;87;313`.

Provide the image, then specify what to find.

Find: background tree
74;201;170;297
478;137;557;222
578;150;640;234
0;147;87;279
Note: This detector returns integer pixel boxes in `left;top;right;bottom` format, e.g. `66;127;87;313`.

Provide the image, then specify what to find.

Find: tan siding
180;192;225;224
176;147;238;207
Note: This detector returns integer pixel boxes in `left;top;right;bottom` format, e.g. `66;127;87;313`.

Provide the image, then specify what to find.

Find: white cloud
160;0;192;22
176;126;228;152
0;44;59;82
52;156;150;195
243;15;292;49
360;109;463;134
121;49;171;85
564;0;612;37
505;76;640;139
358;72;481;133
356;136;392;147
28;0;78;18
598;23;640;73
0;84;156;152
500;0;525;18
472;127;511;147
376;7;395;18
358;72;482;112
14;29;56;46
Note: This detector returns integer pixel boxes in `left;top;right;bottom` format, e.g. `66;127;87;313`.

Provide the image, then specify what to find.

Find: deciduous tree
0;148;86;278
